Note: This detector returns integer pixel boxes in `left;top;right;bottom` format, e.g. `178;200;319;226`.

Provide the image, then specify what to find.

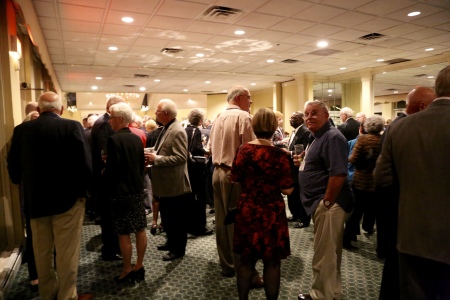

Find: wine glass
144;147;155;167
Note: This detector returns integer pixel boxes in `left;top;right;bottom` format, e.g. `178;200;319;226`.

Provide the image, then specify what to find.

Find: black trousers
96;182;120;257
187;162;207;234
158;193;191;256
287;180;310;225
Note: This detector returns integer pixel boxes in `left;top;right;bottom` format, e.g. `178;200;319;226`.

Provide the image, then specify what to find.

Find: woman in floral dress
231;108;294;300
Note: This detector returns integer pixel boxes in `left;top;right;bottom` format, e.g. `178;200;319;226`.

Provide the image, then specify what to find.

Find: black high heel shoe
114;271;135;284
133;267;145;281
150;224;157;236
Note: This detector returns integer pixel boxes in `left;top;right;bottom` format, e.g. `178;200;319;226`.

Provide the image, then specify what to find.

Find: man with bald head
376;85;436;299
91;95;125;261
8;92;92;300
25;101;38;115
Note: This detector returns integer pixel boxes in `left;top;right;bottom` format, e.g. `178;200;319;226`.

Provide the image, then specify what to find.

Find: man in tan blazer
374;65;450;299
146;99;191;261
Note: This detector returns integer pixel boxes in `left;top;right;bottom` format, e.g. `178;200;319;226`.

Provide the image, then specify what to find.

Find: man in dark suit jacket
146;99;192;261
285;111;311;228
90;95;124;261
337;107;360;141
375;86;436;300
7;92;92;300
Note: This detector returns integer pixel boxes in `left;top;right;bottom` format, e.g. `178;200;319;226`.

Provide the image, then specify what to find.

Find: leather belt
215;164;231;171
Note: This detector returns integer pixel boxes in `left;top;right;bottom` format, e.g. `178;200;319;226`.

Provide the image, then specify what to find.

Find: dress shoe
293;222;309;228
114;271;135;284
190;228;214;237
220;271;235;278
162;252;184;261
150;224;158;236
287;216;299;222
157;244;170;251
30;284;38;293
250;276;264;289
101;254;122;261
133;267;145;281
298;293;313;300
343;242;358;251
78;293;94;300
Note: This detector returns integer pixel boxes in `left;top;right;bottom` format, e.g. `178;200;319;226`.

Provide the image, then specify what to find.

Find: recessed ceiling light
377;59;384;62
140;87;146;91
421;65;427;68
196;53;205;57
317;40;328;48
154;79;160;82
250;83;256;86
89;101;93;105
327;89;333;93
425;48;434;51
267;59;275;63
408;11;421;17
234;30;245;35
328;94;332;96
91;86;98;90
393;91;399;94
183;89;188;92
121;17;134;23
108;46;118;51
382;72;387;74
428;76;434;79
95;77;102;80
187;99;194;103
222;90;227;93
340;67;346;70
205;81;211;84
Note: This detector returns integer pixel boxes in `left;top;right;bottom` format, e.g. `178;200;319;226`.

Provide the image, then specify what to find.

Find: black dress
105;128;146;235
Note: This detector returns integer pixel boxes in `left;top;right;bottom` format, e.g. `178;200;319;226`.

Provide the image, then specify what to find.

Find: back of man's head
106;95;125;112
25;102;38;115
405;86;436;114
435;65;450;98
340;107;354;118
38;92;63;115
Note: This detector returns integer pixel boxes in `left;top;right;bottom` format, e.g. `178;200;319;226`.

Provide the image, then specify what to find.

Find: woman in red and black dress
231;108;293;300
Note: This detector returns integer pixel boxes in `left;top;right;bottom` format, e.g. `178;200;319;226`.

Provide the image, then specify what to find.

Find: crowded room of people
1;0;449;299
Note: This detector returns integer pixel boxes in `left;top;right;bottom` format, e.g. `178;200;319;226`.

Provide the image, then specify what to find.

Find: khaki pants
310;200;348;300
31;198;85;300
212;167;240;274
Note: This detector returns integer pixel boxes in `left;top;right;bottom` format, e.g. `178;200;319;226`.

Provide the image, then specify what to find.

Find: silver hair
87;115;99;127
188;109;205;126
305;100;329;113
38;92;62;112
227;86;248;103
158;99;177;118
132;114;143;126
363;115;385;134
340;107;354;117
109;102;133;123
106;95;125;110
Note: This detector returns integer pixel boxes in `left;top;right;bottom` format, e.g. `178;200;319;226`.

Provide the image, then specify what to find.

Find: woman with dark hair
231;108;293;300
105;102;147;283
185;109;212;236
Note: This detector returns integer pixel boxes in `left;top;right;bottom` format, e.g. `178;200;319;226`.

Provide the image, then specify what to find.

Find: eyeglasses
155;109;166;114
239;94;251;100
304;111;324;118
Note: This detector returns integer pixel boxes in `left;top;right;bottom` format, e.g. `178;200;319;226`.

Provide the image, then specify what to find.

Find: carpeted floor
6;208;383;300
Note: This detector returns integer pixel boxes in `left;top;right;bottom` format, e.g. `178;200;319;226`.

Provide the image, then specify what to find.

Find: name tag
299;160;305;171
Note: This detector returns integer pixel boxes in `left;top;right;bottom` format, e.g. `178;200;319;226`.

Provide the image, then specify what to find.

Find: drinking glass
294;144;304;155
144;147;155;167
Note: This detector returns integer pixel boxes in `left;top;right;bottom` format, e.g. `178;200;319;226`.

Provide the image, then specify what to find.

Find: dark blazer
90;113;114;183
185;125;206;156
337;117;360;141
104;128;145;197
7;111;92;218
146;126;162;148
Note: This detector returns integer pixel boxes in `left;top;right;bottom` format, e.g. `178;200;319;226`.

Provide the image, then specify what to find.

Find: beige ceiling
19;0;450;105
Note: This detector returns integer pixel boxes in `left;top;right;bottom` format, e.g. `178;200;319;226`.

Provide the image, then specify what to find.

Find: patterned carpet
6;208;383;300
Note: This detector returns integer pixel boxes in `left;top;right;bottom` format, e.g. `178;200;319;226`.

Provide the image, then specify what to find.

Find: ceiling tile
60;19;101;33
59;0;107;8
102;23;142;36
110;0;160;13
156;0;207;18
316;0;373;10
325;11;377;28
268;19;316;34
32;1;57;18
37;16;58;30
42;29;60;39
355;17;402;32
235;13;284;29
381;23;426;36
411;11;450;27
104;10;152;27
403;28;447;41
292;4;347;23
355;0;416;16
299;24;347;38
58;3;104;22
185;20;230;34
384;2;444;22
256;0;315;17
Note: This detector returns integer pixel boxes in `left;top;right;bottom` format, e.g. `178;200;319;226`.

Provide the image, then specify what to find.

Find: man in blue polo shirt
295;101;353;300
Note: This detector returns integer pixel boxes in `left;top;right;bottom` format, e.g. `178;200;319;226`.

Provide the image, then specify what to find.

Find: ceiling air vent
202;6;243;22
161;47;183;54
134;74;149;78
123;85;136;88
281;59;299;64
308;49;342;56
359;33;385;40
385;58;411;65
